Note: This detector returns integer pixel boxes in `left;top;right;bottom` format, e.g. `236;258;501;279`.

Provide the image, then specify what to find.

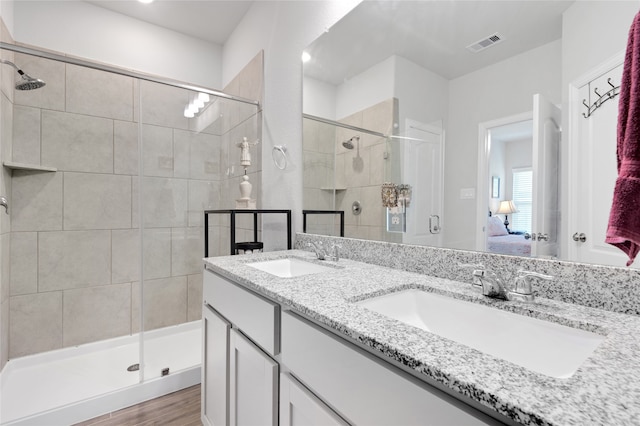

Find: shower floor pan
0;320;201;425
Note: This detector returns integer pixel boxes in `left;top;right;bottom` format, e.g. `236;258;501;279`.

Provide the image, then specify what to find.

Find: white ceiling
304;0;574;84
85;0;575;84
86;0;254;44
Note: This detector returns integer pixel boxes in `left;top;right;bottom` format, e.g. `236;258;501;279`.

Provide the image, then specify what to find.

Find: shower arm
0;59;25;75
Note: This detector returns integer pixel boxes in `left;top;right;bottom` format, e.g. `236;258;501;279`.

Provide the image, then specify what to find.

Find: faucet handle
330;244;341;262
458;263;485;288
308;241;326;260
510;270;553;302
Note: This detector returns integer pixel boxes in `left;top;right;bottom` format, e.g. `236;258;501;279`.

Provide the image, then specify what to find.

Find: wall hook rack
582;78;620;118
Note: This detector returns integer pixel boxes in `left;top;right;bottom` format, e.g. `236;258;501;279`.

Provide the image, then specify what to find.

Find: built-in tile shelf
321;187;346;191
3;161;57;172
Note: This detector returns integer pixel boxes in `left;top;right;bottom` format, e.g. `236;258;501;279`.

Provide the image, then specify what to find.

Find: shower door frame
0;43;259;107
0;41;260;385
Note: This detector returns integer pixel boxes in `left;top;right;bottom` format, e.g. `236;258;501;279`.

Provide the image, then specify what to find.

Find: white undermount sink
246;257;335;278
357;289;604;378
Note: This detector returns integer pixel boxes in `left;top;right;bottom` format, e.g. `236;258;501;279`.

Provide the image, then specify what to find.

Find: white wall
394;55;449;137
445;39;562;250
303;75;337;120
222;0;360;247
504;138;532;200
0;1;14;36
562;1;638;87
335;55;394;119
11;1;223;88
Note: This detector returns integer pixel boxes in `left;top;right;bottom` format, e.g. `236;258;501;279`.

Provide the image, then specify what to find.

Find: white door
531;94;561;258
402;120;444;246
202;305;230;426
229;329;278;426
280;373;348;426
569;61;627;267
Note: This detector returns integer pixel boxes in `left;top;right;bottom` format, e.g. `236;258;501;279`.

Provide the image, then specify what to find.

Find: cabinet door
202;305;230;426
230;329;278;426
280;373;348;426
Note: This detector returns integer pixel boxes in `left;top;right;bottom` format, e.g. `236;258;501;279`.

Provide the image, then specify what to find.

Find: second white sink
247;257;335;278
357;289;604;378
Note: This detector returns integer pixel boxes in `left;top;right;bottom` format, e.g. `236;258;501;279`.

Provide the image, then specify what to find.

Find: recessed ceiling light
138;0;154;4
301;51;311;63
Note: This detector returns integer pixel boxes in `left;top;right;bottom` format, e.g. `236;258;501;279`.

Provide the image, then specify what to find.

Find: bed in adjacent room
486;216;531;256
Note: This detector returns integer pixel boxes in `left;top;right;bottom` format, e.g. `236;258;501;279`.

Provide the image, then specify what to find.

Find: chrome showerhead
1;59;46;91
15;73;46;91
342;136;359;150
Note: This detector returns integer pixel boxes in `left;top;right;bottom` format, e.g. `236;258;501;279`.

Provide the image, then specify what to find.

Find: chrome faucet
471;268;510;300
309;241;340;261
460;264;553;302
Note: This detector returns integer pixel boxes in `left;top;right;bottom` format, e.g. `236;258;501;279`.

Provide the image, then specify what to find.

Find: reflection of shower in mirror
342;136;359;150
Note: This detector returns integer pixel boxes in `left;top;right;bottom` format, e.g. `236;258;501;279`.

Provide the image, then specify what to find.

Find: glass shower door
138;79;259;381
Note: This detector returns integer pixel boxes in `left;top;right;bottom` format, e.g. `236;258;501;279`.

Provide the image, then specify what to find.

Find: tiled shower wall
303;98;401;243
5;49;262;359
216;51;265;252
302;117;339;235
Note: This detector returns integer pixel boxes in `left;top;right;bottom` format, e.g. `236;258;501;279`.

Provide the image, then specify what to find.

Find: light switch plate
460;188;475;199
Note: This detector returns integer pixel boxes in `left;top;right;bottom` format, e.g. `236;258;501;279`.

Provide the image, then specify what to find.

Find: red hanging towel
606;11;640;266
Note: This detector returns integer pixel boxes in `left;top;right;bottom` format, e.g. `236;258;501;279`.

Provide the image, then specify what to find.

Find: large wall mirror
302;0;640;268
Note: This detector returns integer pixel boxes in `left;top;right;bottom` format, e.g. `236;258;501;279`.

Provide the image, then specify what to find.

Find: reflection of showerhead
1;60;46;90
342;136;359;150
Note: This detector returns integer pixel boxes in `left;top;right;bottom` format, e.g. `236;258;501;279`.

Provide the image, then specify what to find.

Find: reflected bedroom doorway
477;114;534;257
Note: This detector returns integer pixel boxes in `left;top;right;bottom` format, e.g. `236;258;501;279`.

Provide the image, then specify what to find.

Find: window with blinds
511;168;532;232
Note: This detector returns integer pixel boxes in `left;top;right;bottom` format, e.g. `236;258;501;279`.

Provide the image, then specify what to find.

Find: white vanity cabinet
280;373;349;426
202;268;280;426
203;266;509;426
229;328;278;425
281;311;504;426
202;305;230;426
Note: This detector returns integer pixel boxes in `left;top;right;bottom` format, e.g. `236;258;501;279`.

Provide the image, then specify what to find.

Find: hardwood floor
75;385;202;426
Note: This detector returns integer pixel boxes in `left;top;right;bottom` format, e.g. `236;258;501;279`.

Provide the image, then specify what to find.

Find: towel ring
272;145;287;170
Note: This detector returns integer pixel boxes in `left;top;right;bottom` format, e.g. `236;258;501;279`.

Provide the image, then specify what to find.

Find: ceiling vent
466;33;504;53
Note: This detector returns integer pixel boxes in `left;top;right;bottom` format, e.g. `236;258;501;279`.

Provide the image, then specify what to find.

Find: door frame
475;112;532;252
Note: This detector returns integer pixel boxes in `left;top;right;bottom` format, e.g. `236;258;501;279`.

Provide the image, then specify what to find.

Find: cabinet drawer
281;311;502;426
204;269;280;355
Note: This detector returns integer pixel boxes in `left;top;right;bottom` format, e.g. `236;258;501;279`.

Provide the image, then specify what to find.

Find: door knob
572;232;587;242
0;196;7;214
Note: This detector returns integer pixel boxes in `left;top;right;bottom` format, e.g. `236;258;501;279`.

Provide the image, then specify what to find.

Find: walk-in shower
0;44;260;425
302;107;394;240
0;59;45;90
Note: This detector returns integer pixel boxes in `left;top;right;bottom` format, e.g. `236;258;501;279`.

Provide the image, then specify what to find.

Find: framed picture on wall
491;176;500;198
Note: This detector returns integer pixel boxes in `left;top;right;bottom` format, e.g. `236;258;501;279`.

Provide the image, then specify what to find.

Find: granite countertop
204;250;640;425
